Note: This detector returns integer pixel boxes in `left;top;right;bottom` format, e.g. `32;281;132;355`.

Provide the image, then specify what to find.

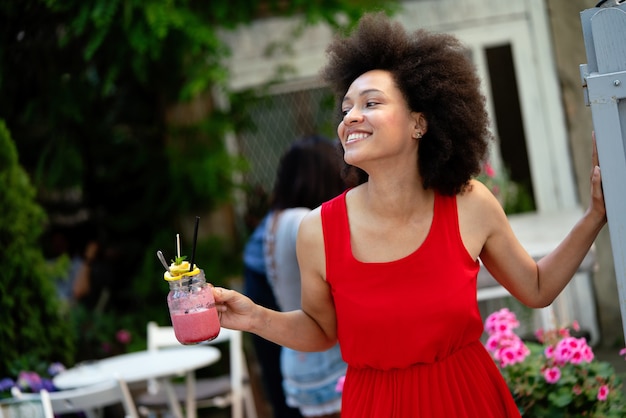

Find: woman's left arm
473;135;606;308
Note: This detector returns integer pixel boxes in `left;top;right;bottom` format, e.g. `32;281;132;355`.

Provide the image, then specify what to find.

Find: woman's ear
411;112;428;139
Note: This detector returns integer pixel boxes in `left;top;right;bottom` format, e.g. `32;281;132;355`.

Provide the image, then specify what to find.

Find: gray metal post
580;2;626;340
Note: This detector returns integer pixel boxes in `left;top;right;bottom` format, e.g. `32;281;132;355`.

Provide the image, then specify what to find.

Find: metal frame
580;3;626;340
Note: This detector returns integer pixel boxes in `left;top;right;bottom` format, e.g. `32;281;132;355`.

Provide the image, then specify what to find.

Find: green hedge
0;120;74;377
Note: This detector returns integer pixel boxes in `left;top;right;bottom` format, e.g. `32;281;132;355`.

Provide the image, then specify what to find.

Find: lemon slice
164;261;201;281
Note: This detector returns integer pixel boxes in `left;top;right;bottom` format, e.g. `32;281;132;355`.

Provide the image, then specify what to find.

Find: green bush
0;120;74;377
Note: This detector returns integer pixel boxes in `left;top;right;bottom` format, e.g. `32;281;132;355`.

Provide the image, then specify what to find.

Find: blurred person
46;224;99;308
243;213;303;418
263;135;349;418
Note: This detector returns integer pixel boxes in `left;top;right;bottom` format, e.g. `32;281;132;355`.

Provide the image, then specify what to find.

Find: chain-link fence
235;86;337;200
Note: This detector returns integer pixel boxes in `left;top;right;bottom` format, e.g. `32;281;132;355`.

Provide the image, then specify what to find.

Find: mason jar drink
164;262;220;344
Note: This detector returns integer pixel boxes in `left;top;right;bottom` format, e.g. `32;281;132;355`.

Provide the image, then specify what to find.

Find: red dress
321;190;521;417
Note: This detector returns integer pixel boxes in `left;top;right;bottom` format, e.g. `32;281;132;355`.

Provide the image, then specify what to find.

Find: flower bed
485;308;626;417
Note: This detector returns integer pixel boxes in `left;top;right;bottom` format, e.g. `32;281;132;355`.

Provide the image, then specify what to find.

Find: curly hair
320;12;492;196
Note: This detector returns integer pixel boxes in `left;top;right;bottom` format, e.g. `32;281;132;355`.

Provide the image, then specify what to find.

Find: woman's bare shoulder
458;179;504;214
456;179;510;258
297;206;324;247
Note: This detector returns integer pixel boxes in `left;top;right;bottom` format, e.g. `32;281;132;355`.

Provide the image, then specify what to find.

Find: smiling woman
210;12;607;418
322;18;491;197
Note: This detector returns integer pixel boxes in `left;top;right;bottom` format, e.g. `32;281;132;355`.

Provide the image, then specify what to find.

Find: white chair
137;322;257;418
0;394;50;418
10;378;139;418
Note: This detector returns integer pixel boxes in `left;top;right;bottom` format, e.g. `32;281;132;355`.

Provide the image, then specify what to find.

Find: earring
414;131;422;139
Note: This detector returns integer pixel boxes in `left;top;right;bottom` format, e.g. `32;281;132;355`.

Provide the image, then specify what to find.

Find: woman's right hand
212;287;259;332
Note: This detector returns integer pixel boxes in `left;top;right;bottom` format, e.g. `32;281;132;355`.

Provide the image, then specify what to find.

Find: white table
53;346;221;418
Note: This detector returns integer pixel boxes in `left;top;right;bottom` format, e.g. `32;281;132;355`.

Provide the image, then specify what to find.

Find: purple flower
41;378;57;392
47;362;66;377
0;377;15;392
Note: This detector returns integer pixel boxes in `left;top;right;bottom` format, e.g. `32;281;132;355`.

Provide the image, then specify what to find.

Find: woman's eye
366;101;379;107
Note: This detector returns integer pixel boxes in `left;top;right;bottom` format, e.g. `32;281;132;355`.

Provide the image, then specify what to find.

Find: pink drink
165;266;221;344
171;308;220;344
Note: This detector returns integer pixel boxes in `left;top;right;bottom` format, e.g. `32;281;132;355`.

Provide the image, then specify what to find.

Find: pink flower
484;309;530;368
552;337;593;365
335;375;345;393
553;337;580;365
582;344;594;362
484;308;519;335
534;328;545;343
543;366;561;384
554;348;571;365
483;311;619;413
499;347;519;367
116;329;132;345
17;371;43;392
483;162;496;178
597;384;609;401
496;338;529;367
570;350;584;364
485;335;500;353
558;328;571;338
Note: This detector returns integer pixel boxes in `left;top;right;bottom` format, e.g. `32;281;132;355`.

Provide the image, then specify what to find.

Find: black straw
189;216;200;272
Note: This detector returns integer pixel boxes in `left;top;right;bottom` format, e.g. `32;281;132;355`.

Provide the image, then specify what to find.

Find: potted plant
485;308;626;417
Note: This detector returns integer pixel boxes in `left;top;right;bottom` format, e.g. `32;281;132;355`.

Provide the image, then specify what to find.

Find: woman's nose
343;108;363;125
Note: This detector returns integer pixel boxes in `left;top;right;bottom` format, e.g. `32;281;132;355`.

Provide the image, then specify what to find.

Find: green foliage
0;120;74;376
68;305;142;362
476;161;535;214
0;0;397;371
